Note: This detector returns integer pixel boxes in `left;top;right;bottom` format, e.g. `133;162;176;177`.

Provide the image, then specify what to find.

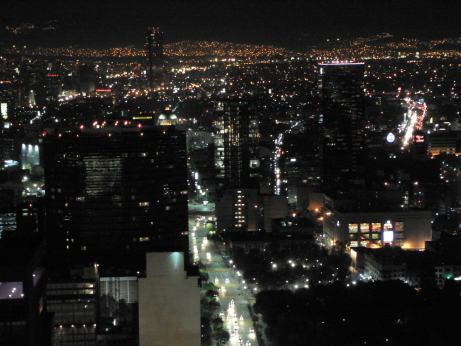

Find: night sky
1;0;461;48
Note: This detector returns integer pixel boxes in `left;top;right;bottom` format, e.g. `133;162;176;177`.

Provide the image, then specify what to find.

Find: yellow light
133;116;153;120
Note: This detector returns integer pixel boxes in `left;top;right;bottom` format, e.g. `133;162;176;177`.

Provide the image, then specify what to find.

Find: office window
371;223;381;232
348;224;358;233
360;223;370;233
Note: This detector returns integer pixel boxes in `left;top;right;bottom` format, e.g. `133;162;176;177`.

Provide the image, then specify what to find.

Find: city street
189;201;259;346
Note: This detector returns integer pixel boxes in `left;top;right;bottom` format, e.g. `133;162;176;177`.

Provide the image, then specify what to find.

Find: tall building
138;252;200;346
43;124;188;265
145;26;164;89
320;62;366;190
214;99;251;190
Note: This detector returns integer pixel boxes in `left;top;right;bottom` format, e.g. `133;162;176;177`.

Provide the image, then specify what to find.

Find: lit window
383;221;393;231
348;224;358;233
383;230;394;243
360;223;370;233
371;223;381;232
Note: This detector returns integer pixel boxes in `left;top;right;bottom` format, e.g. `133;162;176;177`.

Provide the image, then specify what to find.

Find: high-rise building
320;62;366;190
214;100;251;190
145;26;164;89
138;252;200;346
43;124;188;265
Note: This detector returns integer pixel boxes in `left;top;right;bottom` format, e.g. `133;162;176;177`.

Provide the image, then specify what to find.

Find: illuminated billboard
0;103;7;119
415;135;425;143
383;230;394;243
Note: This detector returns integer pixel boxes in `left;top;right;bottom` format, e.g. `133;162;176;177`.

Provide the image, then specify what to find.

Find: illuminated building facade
216;189;258;232
20;143;40;170
214;99;260;190
1;102;10;129
233;189;248;230
428;131;461;157
0;182;22;238
320;63;366;189
216;189;288;232
323;192;432;250
218;100;251;189
145;26;164;89
324;211;432;250
44;126;188;263
47;277;97;346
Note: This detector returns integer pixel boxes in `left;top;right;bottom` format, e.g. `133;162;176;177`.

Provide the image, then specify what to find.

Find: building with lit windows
428;131;461;156
216;189;258;232
0;182;22;238
214;99;254;190
47;273;98;346
320;62;366;190
43;125;188;265
323;192;432;250
216;189;288;232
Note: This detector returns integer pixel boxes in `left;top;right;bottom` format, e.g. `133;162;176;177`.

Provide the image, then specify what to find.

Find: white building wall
138;252;200;346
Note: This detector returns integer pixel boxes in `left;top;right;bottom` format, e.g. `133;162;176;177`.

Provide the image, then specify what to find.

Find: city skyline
1;2;461;345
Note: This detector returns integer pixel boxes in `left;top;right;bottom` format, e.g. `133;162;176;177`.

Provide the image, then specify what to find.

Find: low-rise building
351;247;436;287
323;192;432;250
426;233;461;287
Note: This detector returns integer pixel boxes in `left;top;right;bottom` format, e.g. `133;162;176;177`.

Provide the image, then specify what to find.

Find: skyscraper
320;62;366;190
214;99;251;190
214;99;264;232
43;124;188;265
145;26;164;90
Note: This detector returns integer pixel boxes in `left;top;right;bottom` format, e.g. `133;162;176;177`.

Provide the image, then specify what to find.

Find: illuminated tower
320;62;366;190
213;100;251;190
145;26;164;89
